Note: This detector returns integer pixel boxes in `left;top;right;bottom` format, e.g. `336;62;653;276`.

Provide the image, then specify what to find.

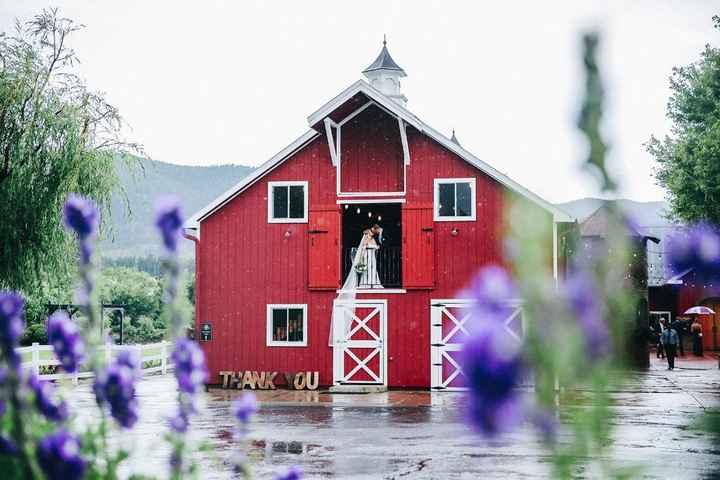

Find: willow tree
0;9;140;296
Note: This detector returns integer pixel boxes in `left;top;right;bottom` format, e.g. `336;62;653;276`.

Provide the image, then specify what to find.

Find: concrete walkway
66;355;720;479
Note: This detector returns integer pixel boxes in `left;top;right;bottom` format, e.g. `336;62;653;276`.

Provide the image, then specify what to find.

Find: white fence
17;341;173;384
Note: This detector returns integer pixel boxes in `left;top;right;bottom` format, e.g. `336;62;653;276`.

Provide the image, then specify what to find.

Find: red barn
185;42;571;390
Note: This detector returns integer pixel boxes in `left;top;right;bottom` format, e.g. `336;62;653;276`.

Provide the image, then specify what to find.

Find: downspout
183;228;200;340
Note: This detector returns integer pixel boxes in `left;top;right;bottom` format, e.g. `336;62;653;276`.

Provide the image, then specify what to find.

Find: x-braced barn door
332;300;387;385
430;299;524;391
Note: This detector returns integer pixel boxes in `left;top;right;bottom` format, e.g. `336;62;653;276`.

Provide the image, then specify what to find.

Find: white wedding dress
358;242;383;288
328;232;382;347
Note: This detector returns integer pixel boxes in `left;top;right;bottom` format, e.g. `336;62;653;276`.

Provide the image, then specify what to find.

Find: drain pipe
183;228;200;340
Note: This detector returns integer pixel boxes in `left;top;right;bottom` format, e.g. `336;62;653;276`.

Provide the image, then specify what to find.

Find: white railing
17;341;173;384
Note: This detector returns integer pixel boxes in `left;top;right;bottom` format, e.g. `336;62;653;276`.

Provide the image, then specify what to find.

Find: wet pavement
67;355;720;479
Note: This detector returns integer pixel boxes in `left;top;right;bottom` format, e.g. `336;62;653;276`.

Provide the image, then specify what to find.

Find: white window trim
266;304;308;347
267;181;309;223
433;178;477;222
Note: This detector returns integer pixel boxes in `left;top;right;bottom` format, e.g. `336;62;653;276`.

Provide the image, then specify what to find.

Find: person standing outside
671;317;686;357
690;318;703;357
661;320;679;370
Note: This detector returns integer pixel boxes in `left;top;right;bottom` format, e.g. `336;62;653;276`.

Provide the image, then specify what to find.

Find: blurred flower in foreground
173;339;208;397
0;291;24;366
275;465;303;480
169;339;208;433
233;393;258;426
667;223;720;281
36;429;85;480
155;196;184;254
28;373;69;422
62;194;99;265
94;350;141;428
0;435;17;455
47;311;85;373
461;266;525;438
564;271;610;360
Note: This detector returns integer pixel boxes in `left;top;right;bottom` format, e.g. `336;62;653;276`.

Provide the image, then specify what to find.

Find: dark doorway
342;203;402;288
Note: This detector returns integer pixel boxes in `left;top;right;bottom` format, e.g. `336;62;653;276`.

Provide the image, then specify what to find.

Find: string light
344;204;349;210
368;212;372;218
356;207;361;214
378;215;382;221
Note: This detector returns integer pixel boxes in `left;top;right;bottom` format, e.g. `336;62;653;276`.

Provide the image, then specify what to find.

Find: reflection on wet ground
66;356;719;479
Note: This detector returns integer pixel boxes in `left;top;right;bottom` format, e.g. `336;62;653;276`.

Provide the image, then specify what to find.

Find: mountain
102;158;253;258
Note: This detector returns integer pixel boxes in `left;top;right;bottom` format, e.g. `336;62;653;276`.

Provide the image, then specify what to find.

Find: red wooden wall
340;104;404;193
194;110;553;388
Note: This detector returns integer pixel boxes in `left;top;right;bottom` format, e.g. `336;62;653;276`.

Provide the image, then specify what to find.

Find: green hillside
102;158;253;258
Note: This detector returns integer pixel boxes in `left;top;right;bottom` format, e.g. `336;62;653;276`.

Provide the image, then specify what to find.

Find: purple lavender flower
94;352;141;429
232;393;258;425
172;339;208;395
531;408;559;444
0;368;6;417
28;373;69;422
461;266;525;438
0;291;24;365
155;196;184;253
63;194;99;264
36;429;85;480
168;409;190;434
47;311;85;373
0;435;17;455
667;223;720;281
565;271;610;360
274;466;303;480
463;265;518;325
462;327;524;437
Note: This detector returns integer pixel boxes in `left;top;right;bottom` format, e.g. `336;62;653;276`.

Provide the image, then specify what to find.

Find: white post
161;341;168;375
31;342;40;377
135;344;143;371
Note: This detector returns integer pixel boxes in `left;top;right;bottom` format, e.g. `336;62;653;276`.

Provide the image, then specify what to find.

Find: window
266;305;307;346
433;178;476;221
268;181;308;223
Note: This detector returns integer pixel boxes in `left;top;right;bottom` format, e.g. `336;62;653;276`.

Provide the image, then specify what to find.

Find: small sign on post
200;323;212;342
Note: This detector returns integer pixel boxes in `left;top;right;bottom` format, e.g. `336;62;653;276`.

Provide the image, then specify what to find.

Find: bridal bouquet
354;262;368;275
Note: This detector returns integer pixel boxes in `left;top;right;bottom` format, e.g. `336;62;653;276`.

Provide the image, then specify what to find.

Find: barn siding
196;121;553;388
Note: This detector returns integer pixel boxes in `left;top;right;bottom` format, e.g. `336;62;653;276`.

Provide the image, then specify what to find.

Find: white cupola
362;37;408;106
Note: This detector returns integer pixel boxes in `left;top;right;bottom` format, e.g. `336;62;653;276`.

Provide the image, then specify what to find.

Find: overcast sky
1;1;717;203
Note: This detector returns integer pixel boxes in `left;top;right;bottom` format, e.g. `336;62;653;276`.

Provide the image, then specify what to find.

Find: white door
430;299;524;391
332;300;387;385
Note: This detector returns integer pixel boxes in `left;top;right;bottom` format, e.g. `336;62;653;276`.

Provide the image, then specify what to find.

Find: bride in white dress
358;228;383;288
328;226;383;347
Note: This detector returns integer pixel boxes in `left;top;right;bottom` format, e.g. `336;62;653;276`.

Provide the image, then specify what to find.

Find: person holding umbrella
690;317;703;357
684;306;716;354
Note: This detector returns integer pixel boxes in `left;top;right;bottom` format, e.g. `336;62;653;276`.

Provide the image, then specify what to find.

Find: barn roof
186;80;573;228
362;40;407;76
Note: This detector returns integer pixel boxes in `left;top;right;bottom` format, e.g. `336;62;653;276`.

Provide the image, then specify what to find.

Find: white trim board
433;178;477;222
266;304;308;347
336;199;406;204
267;181;309;224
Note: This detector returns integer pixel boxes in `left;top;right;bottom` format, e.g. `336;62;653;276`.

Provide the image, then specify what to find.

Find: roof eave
184;129;320;228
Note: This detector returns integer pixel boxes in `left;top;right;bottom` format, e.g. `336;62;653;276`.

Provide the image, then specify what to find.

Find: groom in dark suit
371;224;384;285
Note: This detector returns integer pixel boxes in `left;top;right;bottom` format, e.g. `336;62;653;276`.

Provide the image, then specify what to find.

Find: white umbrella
683;306;716;315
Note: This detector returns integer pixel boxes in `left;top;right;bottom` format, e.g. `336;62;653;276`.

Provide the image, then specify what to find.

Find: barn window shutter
402;207;435;289
308;208;341;290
